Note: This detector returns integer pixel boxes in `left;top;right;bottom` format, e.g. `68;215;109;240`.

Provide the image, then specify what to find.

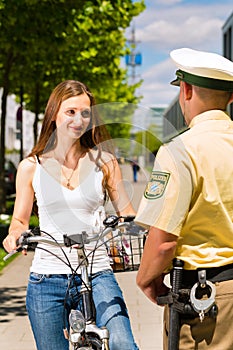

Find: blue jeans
26;269;139;350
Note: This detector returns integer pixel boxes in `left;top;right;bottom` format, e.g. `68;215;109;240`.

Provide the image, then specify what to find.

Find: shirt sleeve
135;139;193;236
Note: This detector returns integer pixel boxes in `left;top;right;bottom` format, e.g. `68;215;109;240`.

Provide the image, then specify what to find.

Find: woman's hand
3;234;19;253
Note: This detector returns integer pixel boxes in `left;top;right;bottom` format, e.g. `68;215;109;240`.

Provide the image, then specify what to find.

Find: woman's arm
3;157;36;253
103;158;136;217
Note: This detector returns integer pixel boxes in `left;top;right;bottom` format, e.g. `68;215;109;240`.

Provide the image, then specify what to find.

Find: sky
126;0;233;108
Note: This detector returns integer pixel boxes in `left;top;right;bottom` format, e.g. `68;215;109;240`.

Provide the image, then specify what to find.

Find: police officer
135;48;233;349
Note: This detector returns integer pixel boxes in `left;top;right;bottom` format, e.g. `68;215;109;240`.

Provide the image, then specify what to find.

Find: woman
3;80;138;350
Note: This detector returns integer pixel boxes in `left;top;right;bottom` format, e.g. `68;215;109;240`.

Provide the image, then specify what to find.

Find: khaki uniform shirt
135;110;233;269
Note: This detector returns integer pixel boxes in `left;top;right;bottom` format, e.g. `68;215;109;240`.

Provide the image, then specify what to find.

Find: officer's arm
136;226;177;303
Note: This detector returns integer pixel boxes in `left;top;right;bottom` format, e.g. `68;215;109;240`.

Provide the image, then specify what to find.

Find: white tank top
30;155;111;274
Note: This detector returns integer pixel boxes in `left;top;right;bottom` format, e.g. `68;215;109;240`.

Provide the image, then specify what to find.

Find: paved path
0;164;164;350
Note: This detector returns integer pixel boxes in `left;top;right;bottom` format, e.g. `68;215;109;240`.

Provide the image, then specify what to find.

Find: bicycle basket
106;233;146;272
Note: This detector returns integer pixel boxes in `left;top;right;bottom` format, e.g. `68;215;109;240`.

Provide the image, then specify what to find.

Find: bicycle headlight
69;309;86;333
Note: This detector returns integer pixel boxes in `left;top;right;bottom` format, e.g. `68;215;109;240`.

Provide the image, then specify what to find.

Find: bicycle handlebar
3;216;147;261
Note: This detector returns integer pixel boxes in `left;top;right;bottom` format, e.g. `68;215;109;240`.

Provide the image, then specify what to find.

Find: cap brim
170;78;180;86
170;69;233;91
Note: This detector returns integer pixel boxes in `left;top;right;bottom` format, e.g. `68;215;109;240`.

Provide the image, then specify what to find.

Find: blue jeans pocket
28;272;46;284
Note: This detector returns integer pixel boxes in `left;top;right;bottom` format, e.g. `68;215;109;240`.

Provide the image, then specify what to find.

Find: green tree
0;0;86;211
0;0;145;212
9;0;145;142
134;124;163;157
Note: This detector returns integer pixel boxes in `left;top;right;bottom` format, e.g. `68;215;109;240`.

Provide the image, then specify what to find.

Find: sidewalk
0;164;163;350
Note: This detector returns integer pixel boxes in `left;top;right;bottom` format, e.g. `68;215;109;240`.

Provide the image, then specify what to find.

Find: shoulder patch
144;171;170;200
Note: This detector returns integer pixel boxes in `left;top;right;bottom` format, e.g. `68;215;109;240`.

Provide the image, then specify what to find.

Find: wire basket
106;233;147;272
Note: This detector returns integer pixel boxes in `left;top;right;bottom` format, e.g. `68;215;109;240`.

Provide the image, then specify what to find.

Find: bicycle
4;215;147;350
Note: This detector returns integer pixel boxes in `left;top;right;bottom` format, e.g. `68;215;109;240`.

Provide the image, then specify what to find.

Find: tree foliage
134;124;163;155
0;0;145;211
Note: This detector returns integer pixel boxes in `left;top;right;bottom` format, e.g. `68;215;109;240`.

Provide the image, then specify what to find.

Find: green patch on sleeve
144;171;170;199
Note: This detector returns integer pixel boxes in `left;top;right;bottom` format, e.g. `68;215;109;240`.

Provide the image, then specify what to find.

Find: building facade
223;11;233;118
1;89;40;166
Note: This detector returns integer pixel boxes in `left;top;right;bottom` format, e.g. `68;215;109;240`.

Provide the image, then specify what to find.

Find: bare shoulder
17;156;37;177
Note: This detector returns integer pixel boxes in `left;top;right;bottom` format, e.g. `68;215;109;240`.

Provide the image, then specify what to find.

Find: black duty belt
179;263;233;288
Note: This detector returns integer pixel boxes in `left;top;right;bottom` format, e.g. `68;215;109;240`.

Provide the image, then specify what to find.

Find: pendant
67;181;70;188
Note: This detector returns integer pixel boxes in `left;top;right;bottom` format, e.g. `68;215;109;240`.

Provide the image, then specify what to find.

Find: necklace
61;153;84;189
61;163;78;189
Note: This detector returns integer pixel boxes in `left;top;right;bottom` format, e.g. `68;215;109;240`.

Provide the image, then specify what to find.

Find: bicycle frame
65;240;110;349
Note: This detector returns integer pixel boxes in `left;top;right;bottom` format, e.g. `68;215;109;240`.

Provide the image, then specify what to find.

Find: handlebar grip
103;215;136;228
15;228;40;251
16;233;28;247
16;237;21;246
16;227;40;247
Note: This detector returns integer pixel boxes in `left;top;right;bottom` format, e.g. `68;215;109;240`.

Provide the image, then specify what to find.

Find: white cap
170;48;233;91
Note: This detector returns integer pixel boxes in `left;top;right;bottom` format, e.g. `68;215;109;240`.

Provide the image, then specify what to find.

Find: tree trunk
33;82;40;145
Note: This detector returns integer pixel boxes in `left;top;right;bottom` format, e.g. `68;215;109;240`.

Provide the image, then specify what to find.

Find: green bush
29;215;39;228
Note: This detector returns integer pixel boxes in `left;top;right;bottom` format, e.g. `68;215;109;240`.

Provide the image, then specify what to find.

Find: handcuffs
157;269;218;322
190;270;217;322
